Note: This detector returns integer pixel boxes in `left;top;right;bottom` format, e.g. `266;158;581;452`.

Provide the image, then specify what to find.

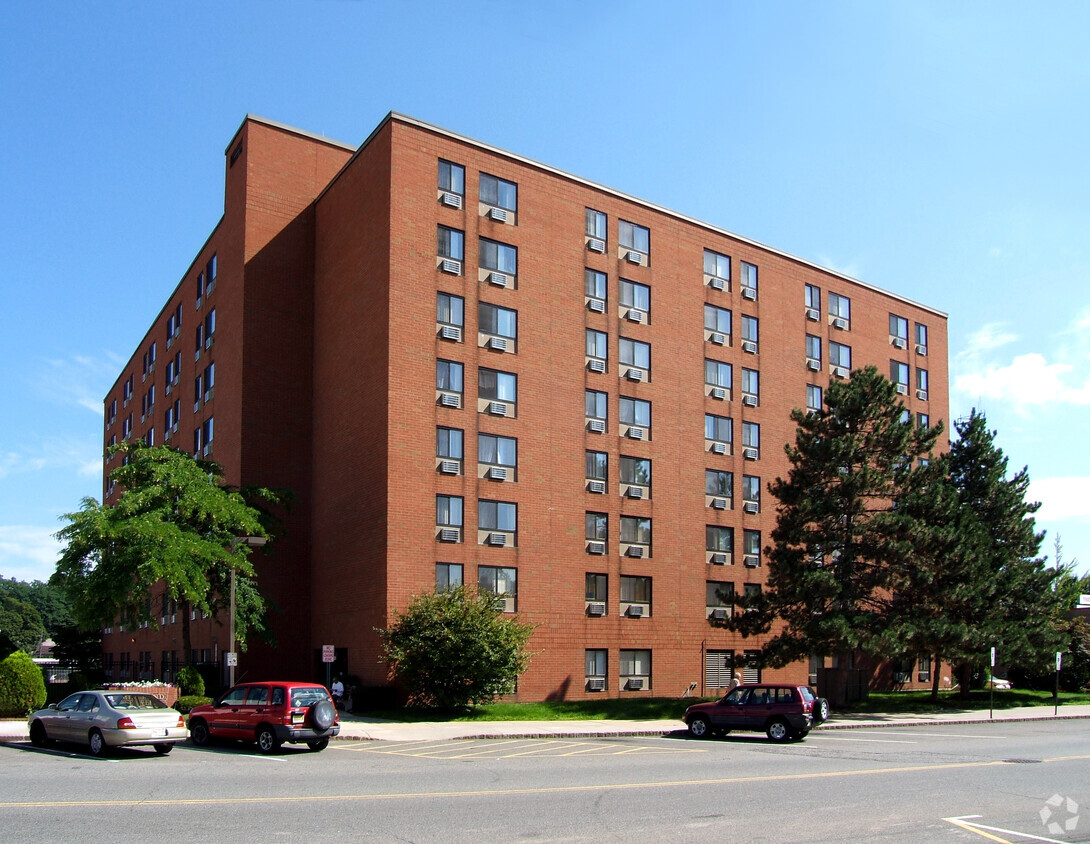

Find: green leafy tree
51;624;104;680
379;587;536;710
731;366;942;666
0;649;47;716
0;595;47;654
0;577;73;633
52;442;276;663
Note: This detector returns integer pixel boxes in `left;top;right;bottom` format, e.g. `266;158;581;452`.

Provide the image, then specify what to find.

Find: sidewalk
5;704;1087;744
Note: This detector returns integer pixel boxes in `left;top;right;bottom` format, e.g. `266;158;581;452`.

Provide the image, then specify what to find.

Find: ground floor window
705;649;735;689
743;650;762;684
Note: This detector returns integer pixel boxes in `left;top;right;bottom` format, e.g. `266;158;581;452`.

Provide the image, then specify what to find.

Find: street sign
322;645;335;663
1056;652;1063;671
226;652;237;667
990;647;996;667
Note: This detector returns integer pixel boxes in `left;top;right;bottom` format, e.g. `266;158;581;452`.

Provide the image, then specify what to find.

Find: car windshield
105;694;169;710
291;687;329;707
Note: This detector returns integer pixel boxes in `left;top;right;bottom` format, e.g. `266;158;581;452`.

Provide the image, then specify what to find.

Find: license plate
152;729;167;737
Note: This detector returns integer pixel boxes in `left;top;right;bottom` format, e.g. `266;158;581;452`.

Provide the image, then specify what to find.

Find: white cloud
813;254;862;280
1031;477;1090;523
0;525;63;583
34;351;123;417
0;437;103;482
957;322;1019;358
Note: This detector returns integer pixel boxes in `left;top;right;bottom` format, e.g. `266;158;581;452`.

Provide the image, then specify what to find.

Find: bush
66;672;92;691
175;695;212;714
176;666;205;697
0;650;47;716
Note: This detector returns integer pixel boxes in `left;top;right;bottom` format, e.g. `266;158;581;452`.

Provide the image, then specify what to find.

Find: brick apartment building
100;113;948;700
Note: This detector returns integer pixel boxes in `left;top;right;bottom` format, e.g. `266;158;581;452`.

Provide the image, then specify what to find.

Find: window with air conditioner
741;368;759;405
585;268;607;312
479;499;517;546
619;220;650;264
478;565;517;612
741;315;759;353
706;469;733;507
479;367;516;415
620;279;650;323
620;455;651;498
704;249;731;287
740;261;758;300
805;334;823;371
829;292;851;327
437;292;465;341
585;208;607;252
585;389;607;433
704;304;732;344
742;421;760;460
436;563;463;593
706;525;733;565
620;516;651;558
705;413;733;453
830;341;851;375
480;173;517;218
479;433;516;480
620;396;651;438
193;416;213;458
619;648;651;690
743;529;762;567
805;284;821;320
436;426;463;475
891;360;909;394
479;237;517;285
586;328;607;371
807;384;823;413
916;367;929;400
436;495;463;541
890;314;909;348
437;359;464;407
705;359;732;397
585;648;608;688
915;322;929;356
437;225;465;273
707;581;733;620
438;159;465;207
742;474;761;512
479;302;517;350
619;337;651;379
586;512;607;553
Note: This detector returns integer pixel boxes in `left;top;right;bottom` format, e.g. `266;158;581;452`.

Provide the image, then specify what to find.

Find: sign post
989;647;996;720
1055;652;1062;715
322;644;335;690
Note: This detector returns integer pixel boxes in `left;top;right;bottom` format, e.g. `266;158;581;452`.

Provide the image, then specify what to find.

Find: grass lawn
841;688;1090;714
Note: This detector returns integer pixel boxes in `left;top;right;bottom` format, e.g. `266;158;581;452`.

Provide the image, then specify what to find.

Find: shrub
176;666;205;697
66;672;91;692
0;650;47;716
175;695;212;714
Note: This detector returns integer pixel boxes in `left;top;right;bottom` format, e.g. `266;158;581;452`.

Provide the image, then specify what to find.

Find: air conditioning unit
709;332;726;345
587;237;606;253
896;384;908;395
625;250;643;264
892;337;907;349
587;419;606;434
627;486;645;499
626;368;644;382
742;394;758;407
586;542;606;556
710;442;727;455
440;191;463;209
711;497;728;510
587;602;606;617
709;553;727;565
626;604;645;617
805;308;820;321
711;608;729;621
488;207;508;222
487;466;507;481
625;545;645;558
742;341;758;354
626;426;645;440
487;532;507;547
832;317;848;330
587;480;606;494
711;387;727;400
487;337;508;352
587;298;606;313
439;392;461;408
488;401;508;416
743;448;759;461
587;358;606;373
744;555;760;567
915;344;927;356
833;366;849;379
488;271;508;287
916;390;928;400
438;528;460;543
741;286;757;300
806;358;821;371
441;259;462;275
743;500;759;514
626;677;645;689
626;309;644;323
587;677;606;690
709;277;726;291
440;325;462;342
439;460;460;475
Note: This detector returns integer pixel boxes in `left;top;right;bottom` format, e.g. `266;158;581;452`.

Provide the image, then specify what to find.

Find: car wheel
687;715;712;739
793;729;810;742
29;720;50;747
88;729;109;757
256;726;280;755
153;743;174;755
766;718;791;742
189;719;211;747
815;698;830;724
310;699;335;732
307;737;329;752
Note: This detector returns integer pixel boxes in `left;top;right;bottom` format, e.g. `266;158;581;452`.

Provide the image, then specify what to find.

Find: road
2;720;1088;843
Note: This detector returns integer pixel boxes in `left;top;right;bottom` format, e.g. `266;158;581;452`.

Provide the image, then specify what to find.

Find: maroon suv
188;681;340;753
684;684;827;742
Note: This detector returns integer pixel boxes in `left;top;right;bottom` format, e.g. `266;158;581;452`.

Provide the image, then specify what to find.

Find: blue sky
2;1;1088;582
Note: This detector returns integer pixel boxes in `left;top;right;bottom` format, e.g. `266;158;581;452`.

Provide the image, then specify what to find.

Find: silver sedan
28;690;188;756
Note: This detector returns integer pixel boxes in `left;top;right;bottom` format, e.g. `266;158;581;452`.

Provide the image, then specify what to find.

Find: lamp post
228;535;267;687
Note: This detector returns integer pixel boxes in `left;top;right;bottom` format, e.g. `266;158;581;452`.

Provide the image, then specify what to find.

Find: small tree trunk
930;653;941;702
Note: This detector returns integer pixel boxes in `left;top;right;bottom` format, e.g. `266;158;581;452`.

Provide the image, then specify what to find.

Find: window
203;309;216;349
196;270;206;305
479;500;517;533
743;529;761;564
917;412;930;429
620;576;651;605
478;566;517;611
916;368;929;398
586;511;608;542
744;583;762;609
706;525;733;553
123;374;134;403
206;254;217;290
620;279;650;318
740;261;758;299
741;368;759;403
707;581;733;617
586;649;608;685
619;337;651;374
829;292;851;324
479;368;517;402
142;342;157;376
704;304;732;339
586;450;607;482
705;650;736;689
620;456;651;490
619;220;650;257
620;516;651;554
479;237;517;275
585;389;608;421
741;315;759;351
585;574;608;602
166;304;182;343
437;226;465;261
479;433;516;469
917;653;932;682
585;269;607;304
705;359;732;390
915;323;929;354
437;426;463;460
805;284;821;315
437;293;464;334
742;475;761;509
619;648;651;688
704;249;731;281
806;384;823;412
586;329;607;361
437;359;464;396
438;159;465;196
194;416;213;457
806;334;822;366
585;208;607;240
202;363;214;402
705;413;733;446
480;173;517;212
705;469;733;498
436;563;463;592
619;396;651;430
144;427;155;447
830;341;851;371
107;399;116;426
164;399;181;434
436;494;463;531
891;361;909;392
742;421;760;458
890;314;909;346
479;302;517;340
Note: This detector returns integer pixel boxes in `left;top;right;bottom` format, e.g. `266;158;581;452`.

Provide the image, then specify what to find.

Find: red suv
188;681;340;753
684;684;827;742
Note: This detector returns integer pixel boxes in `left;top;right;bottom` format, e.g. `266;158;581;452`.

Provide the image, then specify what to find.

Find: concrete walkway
4;704;1087;744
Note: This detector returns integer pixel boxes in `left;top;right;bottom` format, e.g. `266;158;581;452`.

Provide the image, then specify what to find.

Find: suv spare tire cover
310;699;335;731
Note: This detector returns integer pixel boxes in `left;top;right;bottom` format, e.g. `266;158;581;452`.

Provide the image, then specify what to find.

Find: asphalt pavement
3;703;1088;743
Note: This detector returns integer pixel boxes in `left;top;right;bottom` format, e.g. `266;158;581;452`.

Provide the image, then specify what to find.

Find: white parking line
857;731;1007;740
